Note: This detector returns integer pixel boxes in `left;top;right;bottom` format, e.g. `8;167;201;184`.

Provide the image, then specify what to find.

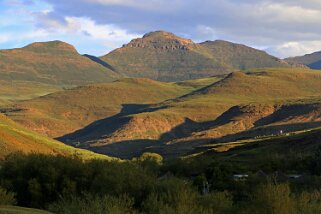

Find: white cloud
0;35;9;44
268;41;321;58
3;0;321;57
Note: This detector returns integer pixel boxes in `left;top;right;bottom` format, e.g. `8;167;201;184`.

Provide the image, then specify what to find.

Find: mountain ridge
101;31;302;81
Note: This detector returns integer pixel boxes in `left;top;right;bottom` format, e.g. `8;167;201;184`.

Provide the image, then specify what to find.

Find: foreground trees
1;153;321;213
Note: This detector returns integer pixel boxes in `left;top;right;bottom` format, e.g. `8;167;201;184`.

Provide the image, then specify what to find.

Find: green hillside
0;113;112;160
2;77;220;138
101;31;297;81
0;80;61;106
0;41;120;86
191;127;321;168
57;68;321;159
199;40;290;70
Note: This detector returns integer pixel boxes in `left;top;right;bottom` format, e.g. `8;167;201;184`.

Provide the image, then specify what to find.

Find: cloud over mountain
2;0;321;57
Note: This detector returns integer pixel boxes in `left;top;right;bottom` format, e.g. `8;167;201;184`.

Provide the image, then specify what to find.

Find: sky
1;0;321;58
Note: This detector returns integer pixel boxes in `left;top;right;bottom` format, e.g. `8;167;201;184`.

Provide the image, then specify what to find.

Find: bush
49;194;136;214
199;191;234;214
0;187;16;205
249;183;293;214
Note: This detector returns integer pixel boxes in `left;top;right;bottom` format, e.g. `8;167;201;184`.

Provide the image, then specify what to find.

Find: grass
2;78;221;138
101;31;291;82
194;127;321;169
56;68;321;159
0;206;52;214
0;80;61;106
0;41;119;86
0;113;114;160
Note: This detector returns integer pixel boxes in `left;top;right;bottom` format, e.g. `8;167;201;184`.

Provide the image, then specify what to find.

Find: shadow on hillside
58;103;167;143
218;121;321;143
158;105;246;142
254;104;319;127
83;54;117;72
89;139;162;160
58;102;321;160
213;128;321;163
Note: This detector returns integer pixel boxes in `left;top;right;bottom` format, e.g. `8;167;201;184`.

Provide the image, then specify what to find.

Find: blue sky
1;0;321;57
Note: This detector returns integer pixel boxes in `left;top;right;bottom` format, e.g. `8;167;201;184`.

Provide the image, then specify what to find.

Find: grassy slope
3;77;220;138
199;40;289;70
0;206;52;214
191;128;321;169
0;113;112;160
0;41;120;86
0;80;61;106
58;68;321;158
101;31;292;81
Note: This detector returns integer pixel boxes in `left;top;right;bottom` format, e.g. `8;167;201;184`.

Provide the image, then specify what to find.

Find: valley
1;30;321;213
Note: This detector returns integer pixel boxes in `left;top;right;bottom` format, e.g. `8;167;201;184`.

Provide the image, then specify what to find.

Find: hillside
191;127;321;168
57;68;321;159
285;51;321;69
1;77;220;138
0;206;52;214
199;40;290;70
0;80;61;106
0;113;112;160
0;41;120;86
101;31;294;81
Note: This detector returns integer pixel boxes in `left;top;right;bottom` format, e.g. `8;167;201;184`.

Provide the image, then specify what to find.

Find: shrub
49;194;137;214
0;187;16;205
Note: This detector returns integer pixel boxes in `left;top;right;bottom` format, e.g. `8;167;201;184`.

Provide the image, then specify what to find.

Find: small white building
233;174;249;181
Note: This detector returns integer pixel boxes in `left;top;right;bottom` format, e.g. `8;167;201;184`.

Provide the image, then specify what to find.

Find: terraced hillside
101;31;295;81
58;68;321;159
0;41;120;86
0;114;112;160
2;77;220;138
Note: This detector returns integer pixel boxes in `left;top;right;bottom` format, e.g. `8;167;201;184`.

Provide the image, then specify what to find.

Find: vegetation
55;68;321;159
102;31;294;82
2;151;321;213
0;113;113;160
0;187;16;205
1;77;218;138
0;41;119;86
0;80;61;106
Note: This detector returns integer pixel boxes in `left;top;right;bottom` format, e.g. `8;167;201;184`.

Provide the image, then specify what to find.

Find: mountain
0;41;120;86
101;31;296;81
199;40;290;70
0;113;112;160
56;68;321;159
1;77;220;138
285;51;321;69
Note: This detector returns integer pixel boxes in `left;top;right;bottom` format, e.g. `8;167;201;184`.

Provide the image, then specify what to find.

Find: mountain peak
23;40;78;54
124;31;194;49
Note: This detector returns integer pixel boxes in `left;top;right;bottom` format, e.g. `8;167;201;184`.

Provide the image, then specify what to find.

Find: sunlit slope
3;78;220;138
102;31;294;81
59;68;321;158
0;41;120;86
0;114;112;160
0;80;61;106
192;128;321;167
